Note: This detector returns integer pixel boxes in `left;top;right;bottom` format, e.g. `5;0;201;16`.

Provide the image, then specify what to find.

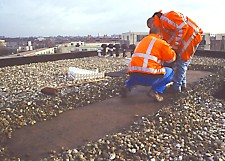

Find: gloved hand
164;61;176;68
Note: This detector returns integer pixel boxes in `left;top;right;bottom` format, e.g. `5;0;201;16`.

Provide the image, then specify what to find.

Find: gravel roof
0;56;225;160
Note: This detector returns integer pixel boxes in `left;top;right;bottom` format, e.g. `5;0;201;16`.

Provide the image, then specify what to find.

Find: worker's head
147;17;161;38
147;11;163;29
147;17;154;29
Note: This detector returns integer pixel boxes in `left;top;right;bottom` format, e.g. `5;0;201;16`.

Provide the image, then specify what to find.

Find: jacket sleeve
160;39;176;63
165;11;188;47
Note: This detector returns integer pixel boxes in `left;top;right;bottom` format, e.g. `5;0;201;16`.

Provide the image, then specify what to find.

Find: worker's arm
159;39;176;64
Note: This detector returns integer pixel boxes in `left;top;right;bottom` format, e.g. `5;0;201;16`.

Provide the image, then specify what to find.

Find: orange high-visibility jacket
128;34;176;75
155;11;203;61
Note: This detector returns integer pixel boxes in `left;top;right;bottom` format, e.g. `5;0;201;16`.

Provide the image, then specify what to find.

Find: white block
68;67;105;81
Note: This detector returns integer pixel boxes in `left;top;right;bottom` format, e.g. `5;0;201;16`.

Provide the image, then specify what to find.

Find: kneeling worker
120;24;176;102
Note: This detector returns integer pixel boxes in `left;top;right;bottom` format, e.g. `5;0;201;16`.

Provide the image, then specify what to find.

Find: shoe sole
154;94;164;102
147;91;163;102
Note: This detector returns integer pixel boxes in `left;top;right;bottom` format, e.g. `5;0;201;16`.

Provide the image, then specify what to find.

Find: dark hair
152;12;162;18
146;17;153;26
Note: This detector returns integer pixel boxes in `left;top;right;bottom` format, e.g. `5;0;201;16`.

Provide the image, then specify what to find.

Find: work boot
166;82;174;88
165;85;181;94
147;90;164;102
120;86;130;98
181;86;187;92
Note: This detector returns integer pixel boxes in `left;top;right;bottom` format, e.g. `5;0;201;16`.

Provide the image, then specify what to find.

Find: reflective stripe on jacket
128;34;176;75
159;11;203;61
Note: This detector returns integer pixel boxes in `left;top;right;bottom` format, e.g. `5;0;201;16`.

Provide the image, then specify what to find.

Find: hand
172;45;178;50
164;61;176;68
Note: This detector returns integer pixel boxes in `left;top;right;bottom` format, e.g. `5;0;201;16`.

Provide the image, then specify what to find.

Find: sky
0;0;225;37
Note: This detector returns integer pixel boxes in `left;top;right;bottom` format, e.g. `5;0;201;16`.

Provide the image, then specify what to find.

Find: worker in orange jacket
120;25;176;102
147;10;203;93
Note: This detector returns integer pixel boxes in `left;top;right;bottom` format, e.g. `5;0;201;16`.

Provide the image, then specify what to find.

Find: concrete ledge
0;51;97;68
1;50;225;68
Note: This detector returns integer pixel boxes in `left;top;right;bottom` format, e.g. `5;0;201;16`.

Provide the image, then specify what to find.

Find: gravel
0;56;224;161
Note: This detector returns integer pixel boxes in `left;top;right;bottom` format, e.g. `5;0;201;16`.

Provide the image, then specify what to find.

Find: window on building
210;36;216;40
202;35;205;39
199;39;206;46
137;35;147;42
127;36;129;41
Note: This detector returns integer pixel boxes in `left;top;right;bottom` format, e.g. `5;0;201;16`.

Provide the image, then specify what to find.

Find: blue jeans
125;67;174;94
172;57;192;91
172;46;198;91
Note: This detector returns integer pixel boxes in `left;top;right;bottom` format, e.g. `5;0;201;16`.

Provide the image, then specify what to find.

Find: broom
41;78;106;96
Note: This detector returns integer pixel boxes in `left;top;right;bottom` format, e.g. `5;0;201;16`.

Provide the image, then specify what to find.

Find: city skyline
1;0;225;37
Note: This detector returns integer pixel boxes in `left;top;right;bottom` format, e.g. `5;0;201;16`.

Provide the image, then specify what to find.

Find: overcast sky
0;0;225;37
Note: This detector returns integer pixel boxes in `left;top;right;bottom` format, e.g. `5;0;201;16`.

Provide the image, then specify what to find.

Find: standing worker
147;10;203;93
120;25;176;102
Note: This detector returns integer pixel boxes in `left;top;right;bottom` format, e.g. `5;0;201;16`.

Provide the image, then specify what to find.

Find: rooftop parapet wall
0;50;225;68
0;51;97;68
195;50;225;58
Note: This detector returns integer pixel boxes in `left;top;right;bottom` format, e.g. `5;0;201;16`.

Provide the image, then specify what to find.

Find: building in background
121;32;148;46
121;32;225;51
199;33;210;50
6;41;18;50
6;40;33;53
0;39;14;56
210;34;225;51
17;47;55;56
56;41;119;53
19;41;33;52
0;40;6;47
1;31;225;58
